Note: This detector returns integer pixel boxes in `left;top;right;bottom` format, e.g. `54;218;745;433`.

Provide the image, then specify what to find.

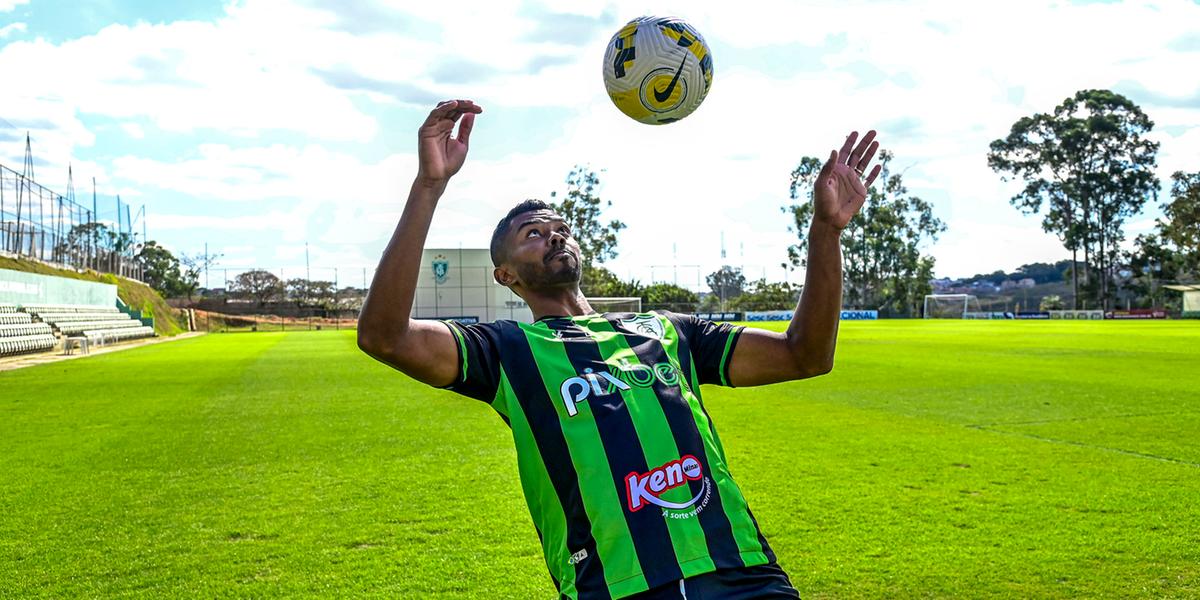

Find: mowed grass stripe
0;321;1197;598
1;332;546;598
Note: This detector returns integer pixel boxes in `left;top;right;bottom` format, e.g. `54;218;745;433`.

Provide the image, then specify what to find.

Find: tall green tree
988;89;1159;309
581;265;643;298
1127;170;1200;306
550;166;626;271
640;283;698;312
783;150;944;316
728;279;801;312
705;265;746;305
136;241;187;298
781;156;825;269
56;222;134;259
285;278;336;308
229;270;284;306
1158;170;1200;280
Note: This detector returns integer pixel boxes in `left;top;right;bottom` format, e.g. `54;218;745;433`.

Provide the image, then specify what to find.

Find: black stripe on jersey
610;316;747;570
660;313;721;454
498;323;611;600
744;505;778;564
544;318;684;587
661;313;777;564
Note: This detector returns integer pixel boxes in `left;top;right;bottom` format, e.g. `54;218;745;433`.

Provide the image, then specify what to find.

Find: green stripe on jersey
718;327;738;387
500;370;575;597
443;320;469;383
518;321;648;595
585;319;716;576
660;316;771;562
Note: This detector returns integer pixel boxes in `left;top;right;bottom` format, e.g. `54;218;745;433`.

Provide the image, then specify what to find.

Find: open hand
814;130;881;230
417;99;483;186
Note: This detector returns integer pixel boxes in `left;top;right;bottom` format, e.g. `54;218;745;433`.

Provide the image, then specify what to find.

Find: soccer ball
602;16;714;125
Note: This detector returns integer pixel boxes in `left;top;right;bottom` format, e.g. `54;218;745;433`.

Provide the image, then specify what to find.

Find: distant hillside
0;256;186;336
955;260;1074;286
971;281;1075;312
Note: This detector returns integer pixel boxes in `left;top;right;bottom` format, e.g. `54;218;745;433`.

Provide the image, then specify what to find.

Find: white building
413;248;533;323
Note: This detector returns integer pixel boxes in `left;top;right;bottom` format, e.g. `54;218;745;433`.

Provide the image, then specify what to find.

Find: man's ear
493;266;516;286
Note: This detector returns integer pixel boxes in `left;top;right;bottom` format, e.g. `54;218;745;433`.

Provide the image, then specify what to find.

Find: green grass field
2;321;1198;598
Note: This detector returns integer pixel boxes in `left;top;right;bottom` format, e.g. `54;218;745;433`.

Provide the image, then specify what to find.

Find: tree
641;283;698;312
781;156;825;269
178;251;221;301
705;265;746;307
55;222;134;264
1158;170;1200;280
728;279;801;311
550;166;626;271
581;265;643;298
1126;170;1200;307
136;241;188;298
286;278;336;308
988;89;1159;309
229;270;284;306
783;150;945;316
286;278;313;306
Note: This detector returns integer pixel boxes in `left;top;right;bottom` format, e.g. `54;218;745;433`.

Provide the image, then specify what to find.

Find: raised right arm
357;100;482;386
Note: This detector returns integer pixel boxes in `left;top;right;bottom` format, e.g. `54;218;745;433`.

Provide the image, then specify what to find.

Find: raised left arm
727;130;881;387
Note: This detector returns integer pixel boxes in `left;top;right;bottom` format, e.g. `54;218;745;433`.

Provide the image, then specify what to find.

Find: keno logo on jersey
626;455;705;512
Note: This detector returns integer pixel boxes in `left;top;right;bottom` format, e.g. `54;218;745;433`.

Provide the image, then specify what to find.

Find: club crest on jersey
621;315;665;339
626;455;708;513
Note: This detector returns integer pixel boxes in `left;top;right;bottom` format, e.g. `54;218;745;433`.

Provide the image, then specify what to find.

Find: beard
516;249;581;289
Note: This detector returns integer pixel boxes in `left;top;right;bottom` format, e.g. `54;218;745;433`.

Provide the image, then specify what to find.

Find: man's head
489;200;583;295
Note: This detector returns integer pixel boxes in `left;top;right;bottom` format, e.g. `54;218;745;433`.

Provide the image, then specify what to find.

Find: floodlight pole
92;178;98;271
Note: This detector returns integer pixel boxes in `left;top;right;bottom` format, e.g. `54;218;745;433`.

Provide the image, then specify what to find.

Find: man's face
501;209;582;290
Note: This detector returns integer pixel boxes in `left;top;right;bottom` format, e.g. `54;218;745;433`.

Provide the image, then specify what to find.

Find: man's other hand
814;130;881;230
417;99;483;187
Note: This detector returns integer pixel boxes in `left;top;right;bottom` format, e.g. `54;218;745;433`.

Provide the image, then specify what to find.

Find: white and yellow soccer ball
602;16;714;125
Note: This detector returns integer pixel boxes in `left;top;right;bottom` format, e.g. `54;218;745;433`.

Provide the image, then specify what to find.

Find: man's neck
523;286;596;321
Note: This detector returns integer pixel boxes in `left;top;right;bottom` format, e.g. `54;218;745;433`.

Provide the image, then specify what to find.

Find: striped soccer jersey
440;311;776;600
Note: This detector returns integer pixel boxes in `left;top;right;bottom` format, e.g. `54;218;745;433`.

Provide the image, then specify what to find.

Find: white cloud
120;123;144;139
0;0;28;12
3;0;1199;283
0;22;25;37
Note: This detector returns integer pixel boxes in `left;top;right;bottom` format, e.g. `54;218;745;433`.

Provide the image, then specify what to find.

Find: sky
2;0;1199;290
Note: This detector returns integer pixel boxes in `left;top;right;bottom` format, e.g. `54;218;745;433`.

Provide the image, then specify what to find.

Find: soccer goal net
923;294;981;319
590;297;643;313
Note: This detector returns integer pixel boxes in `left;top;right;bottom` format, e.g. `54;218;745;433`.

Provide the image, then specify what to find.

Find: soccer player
358;99;881;600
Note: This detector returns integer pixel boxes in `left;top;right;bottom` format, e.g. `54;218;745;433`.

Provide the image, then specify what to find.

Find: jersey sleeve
662;311;745;387
439;320;503;402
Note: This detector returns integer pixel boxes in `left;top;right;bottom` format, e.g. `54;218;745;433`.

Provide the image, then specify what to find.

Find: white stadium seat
0;303;155;358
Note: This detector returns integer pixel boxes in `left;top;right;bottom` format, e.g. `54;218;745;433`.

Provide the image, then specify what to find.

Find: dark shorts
623;563;801;600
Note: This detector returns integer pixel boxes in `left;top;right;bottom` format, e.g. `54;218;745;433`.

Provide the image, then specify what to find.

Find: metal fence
0;163;143;280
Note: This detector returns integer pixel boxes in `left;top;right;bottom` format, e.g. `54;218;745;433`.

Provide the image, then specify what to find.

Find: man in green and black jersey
359;100;882;599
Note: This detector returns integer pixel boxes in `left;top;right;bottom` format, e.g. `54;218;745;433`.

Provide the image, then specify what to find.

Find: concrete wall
0;268;117;307
413;248;533;323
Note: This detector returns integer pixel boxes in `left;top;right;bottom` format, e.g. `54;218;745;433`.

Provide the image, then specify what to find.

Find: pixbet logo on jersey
558;361;683;417
625;455;706;512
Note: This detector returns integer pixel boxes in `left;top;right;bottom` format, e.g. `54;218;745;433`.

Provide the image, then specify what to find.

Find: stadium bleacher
0;303;155;358
0;304;57;357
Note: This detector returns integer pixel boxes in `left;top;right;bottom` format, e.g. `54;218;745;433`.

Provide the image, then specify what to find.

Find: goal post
923;294;980;319
589;296;643;313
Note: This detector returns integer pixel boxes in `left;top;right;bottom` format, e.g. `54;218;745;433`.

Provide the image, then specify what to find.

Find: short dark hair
490;199;556;267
